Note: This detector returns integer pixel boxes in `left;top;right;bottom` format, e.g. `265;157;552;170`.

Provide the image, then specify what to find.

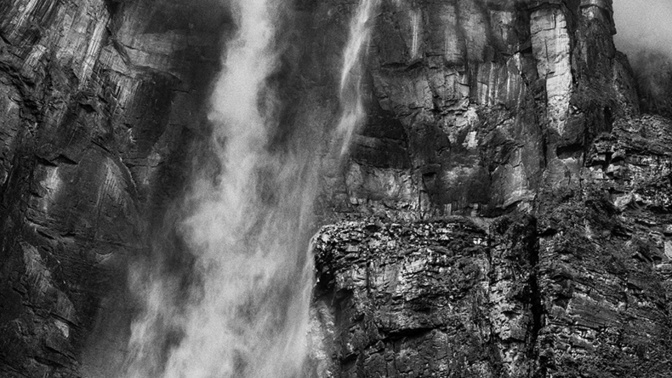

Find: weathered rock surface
318;0;637;219
313;109;672;378
315;174;672;377
313;216;540;377
310;0;672;376
0;0;226;375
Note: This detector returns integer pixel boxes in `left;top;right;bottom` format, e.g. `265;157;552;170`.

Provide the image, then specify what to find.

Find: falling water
335;0;381;156
122;0;379;377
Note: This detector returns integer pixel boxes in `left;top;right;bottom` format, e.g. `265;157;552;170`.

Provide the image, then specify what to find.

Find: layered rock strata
315;180;672;376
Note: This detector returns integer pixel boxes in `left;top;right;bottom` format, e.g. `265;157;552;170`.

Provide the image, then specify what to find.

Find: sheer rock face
0;0;226;375
320;0;637;219
1;0;672;377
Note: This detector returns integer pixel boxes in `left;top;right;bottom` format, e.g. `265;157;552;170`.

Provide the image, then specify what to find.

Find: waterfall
121;0;379;377
334;0;380;156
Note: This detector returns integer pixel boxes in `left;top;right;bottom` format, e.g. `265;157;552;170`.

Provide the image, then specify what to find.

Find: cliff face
312;1;672;376
320;0;637;218
313;217;539;377
315;186;672;377
1;0;671;377
0;0;227;375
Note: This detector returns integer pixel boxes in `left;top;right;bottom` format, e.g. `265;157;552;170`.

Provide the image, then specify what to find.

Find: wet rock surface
0;0;226;375
309;2;672;372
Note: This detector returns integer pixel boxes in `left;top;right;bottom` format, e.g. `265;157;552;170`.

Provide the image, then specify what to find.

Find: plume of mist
613;0;672;116
121;0;385;376
612;0;672;60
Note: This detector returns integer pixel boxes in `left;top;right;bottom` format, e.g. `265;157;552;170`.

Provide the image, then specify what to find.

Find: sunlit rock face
313;0;672;377
317;0;638;218
316;109;672;375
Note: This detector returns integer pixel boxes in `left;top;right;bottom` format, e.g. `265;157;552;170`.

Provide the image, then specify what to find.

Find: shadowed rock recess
1;0;671;377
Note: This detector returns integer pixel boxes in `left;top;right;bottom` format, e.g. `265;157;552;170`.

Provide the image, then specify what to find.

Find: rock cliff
1;0;671;377
311;1;672;376
322;0;636;218
0;0;227;375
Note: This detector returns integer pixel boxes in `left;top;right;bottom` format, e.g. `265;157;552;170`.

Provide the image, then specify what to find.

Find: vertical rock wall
313;1;672;377
318;0;638;219
0;0;227;375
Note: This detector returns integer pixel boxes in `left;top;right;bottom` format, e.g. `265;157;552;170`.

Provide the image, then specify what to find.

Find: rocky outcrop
313;113;672;377
313;75;672;378
313;216;540;377
315;179;672;377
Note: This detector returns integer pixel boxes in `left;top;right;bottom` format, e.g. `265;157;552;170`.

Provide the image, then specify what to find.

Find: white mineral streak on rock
410;9;421;58
441;4;461;64
21;44;47;75
38;165;61;212
335;0;380;156
9;0;39;40
98;159;125;207
79;11;109;86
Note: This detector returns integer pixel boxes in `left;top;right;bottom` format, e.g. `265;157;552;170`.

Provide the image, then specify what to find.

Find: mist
612;0;672;60
613;0;672;115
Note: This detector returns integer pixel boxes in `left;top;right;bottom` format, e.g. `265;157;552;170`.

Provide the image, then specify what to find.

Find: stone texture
312;0;635;219
0;0;226;375
309;1;672;376
313;216;539;377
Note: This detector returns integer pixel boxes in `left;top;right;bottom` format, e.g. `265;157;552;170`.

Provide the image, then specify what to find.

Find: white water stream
122;0;379;377
335;0;381;156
